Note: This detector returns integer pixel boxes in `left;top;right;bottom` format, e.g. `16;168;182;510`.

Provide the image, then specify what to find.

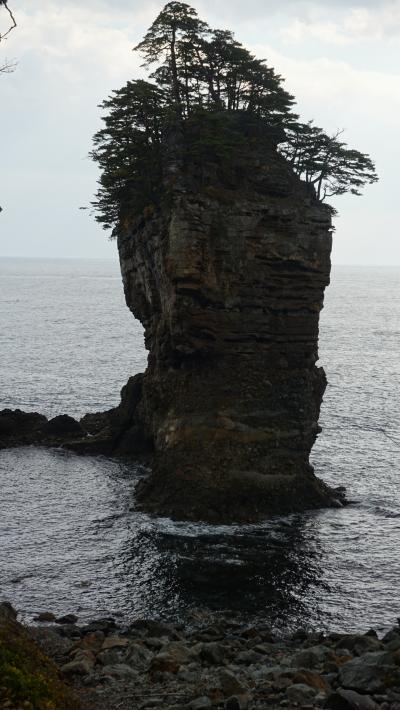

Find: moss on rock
0;608;82;710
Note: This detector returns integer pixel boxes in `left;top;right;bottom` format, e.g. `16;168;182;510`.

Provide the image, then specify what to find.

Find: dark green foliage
281;122;378;203
91;80;166;230
134;3;295;121
90;1;378;233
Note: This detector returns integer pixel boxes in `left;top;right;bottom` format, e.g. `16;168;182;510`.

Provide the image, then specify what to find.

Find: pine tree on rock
90;1;378;233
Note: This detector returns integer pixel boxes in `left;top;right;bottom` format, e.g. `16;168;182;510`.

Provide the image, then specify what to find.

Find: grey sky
1;0;399;263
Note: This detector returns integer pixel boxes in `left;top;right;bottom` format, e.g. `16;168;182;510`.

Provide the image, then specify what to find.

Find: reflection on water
1;446;399;633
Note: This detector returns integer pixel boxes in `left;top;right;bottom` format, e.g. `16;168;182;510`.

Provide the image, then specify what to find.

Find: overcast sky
1;0;399;264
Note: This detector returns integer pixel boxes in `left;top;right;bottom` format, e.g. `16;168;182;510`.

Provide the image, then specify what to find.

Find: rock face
114;122;337;522
0;123;338;522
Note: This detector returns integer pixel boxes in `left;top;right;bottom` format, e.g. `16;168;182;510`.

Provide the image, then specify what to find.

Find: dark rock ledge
2;602;400;710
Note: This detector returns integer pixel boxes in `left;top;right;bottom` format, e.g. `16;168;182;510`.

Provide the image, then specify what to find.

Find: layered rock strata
113;125;338;521
0;125;340;522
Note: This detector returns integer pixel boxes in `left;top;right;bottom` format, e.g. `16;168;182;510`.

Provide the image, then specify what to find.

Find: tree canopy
280;122;378;202
91;1;378;232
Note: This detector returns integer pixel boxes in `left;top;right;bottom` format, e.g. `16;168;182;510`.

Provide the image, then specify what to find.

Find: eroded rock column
117;133;336;522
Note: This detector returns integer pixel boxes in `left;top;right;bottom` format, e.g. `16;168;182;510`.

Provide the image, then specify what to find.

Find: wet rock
235;649;263;665
150;652;180;674
294;669;330;693
34;611;56;623
0;601;17;621
292;629;309;642
145;636;166;651
338;651;400;693
70;648;96;668
270;670;297;690
30;625;74;661
386;638;400;653
286;683;317;703
382;627;400;644
56;613;79;625
200;642;226;666
240;626;259;640
81;617;117;633
101;635;129;651
226;695;250;710
291;645;332;669
130;618;181;639
79;630;105;651
364;629;378;638
54;623;82;638
335;635;382;655
126;642;153;669
97;649;125;666
178;668;201;683
61;658;92;676
219;669;248;697
162;641;196;665
325;688;379;710
0;409;47;445
43;414;83;437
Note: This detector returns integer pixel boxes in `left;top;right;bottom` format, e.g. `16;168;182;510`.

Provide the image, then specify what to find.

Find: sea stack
116;117;335;522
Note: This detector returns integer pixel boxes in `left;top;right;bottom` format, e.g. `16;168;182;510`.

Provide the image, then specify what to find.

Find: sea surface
1;257;400;632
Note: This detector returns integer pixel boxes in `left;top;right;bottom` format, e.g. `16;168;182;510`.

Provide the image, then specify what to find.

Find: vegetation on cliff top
90;1;378;232
0;609;80;710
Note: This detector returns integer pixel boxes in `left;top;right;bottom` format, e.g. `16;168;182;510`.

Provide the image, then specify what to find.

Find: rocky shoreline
2;602;400;709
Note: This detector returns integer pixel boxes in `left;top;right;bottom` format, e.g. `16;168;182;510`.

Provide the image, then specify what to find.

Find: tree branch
0;2;16;42
0;57;16;73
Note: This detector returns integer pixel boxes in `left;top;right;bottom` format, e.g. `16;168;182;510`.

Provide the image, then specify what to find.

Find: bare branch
0;57;16;73
0;1;16;42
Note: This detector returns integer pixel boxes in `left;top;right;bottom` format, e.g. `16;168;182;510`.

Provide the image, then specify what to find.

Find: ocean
1;257;400;632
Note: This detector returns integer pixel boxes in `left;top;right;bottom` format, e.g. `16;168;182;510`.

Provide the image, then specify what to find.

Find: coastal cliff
113;119;337;521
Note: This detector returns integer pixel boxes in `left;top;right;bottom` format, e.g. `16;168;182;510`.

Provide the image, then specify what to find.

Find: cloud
280;2;400;44
2;0;398;262
253;43;400;129
5;2;153;83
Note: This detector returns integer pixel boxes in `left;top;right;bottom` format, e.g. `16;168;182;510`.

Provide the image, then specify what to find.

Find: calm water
1;258;400;632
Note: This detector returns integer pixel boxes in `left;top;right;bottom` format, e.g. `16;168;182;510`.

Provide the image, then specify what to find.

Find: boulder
219;669;248;696
286;683;317;703
326;688;380;710
338;651;400;693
